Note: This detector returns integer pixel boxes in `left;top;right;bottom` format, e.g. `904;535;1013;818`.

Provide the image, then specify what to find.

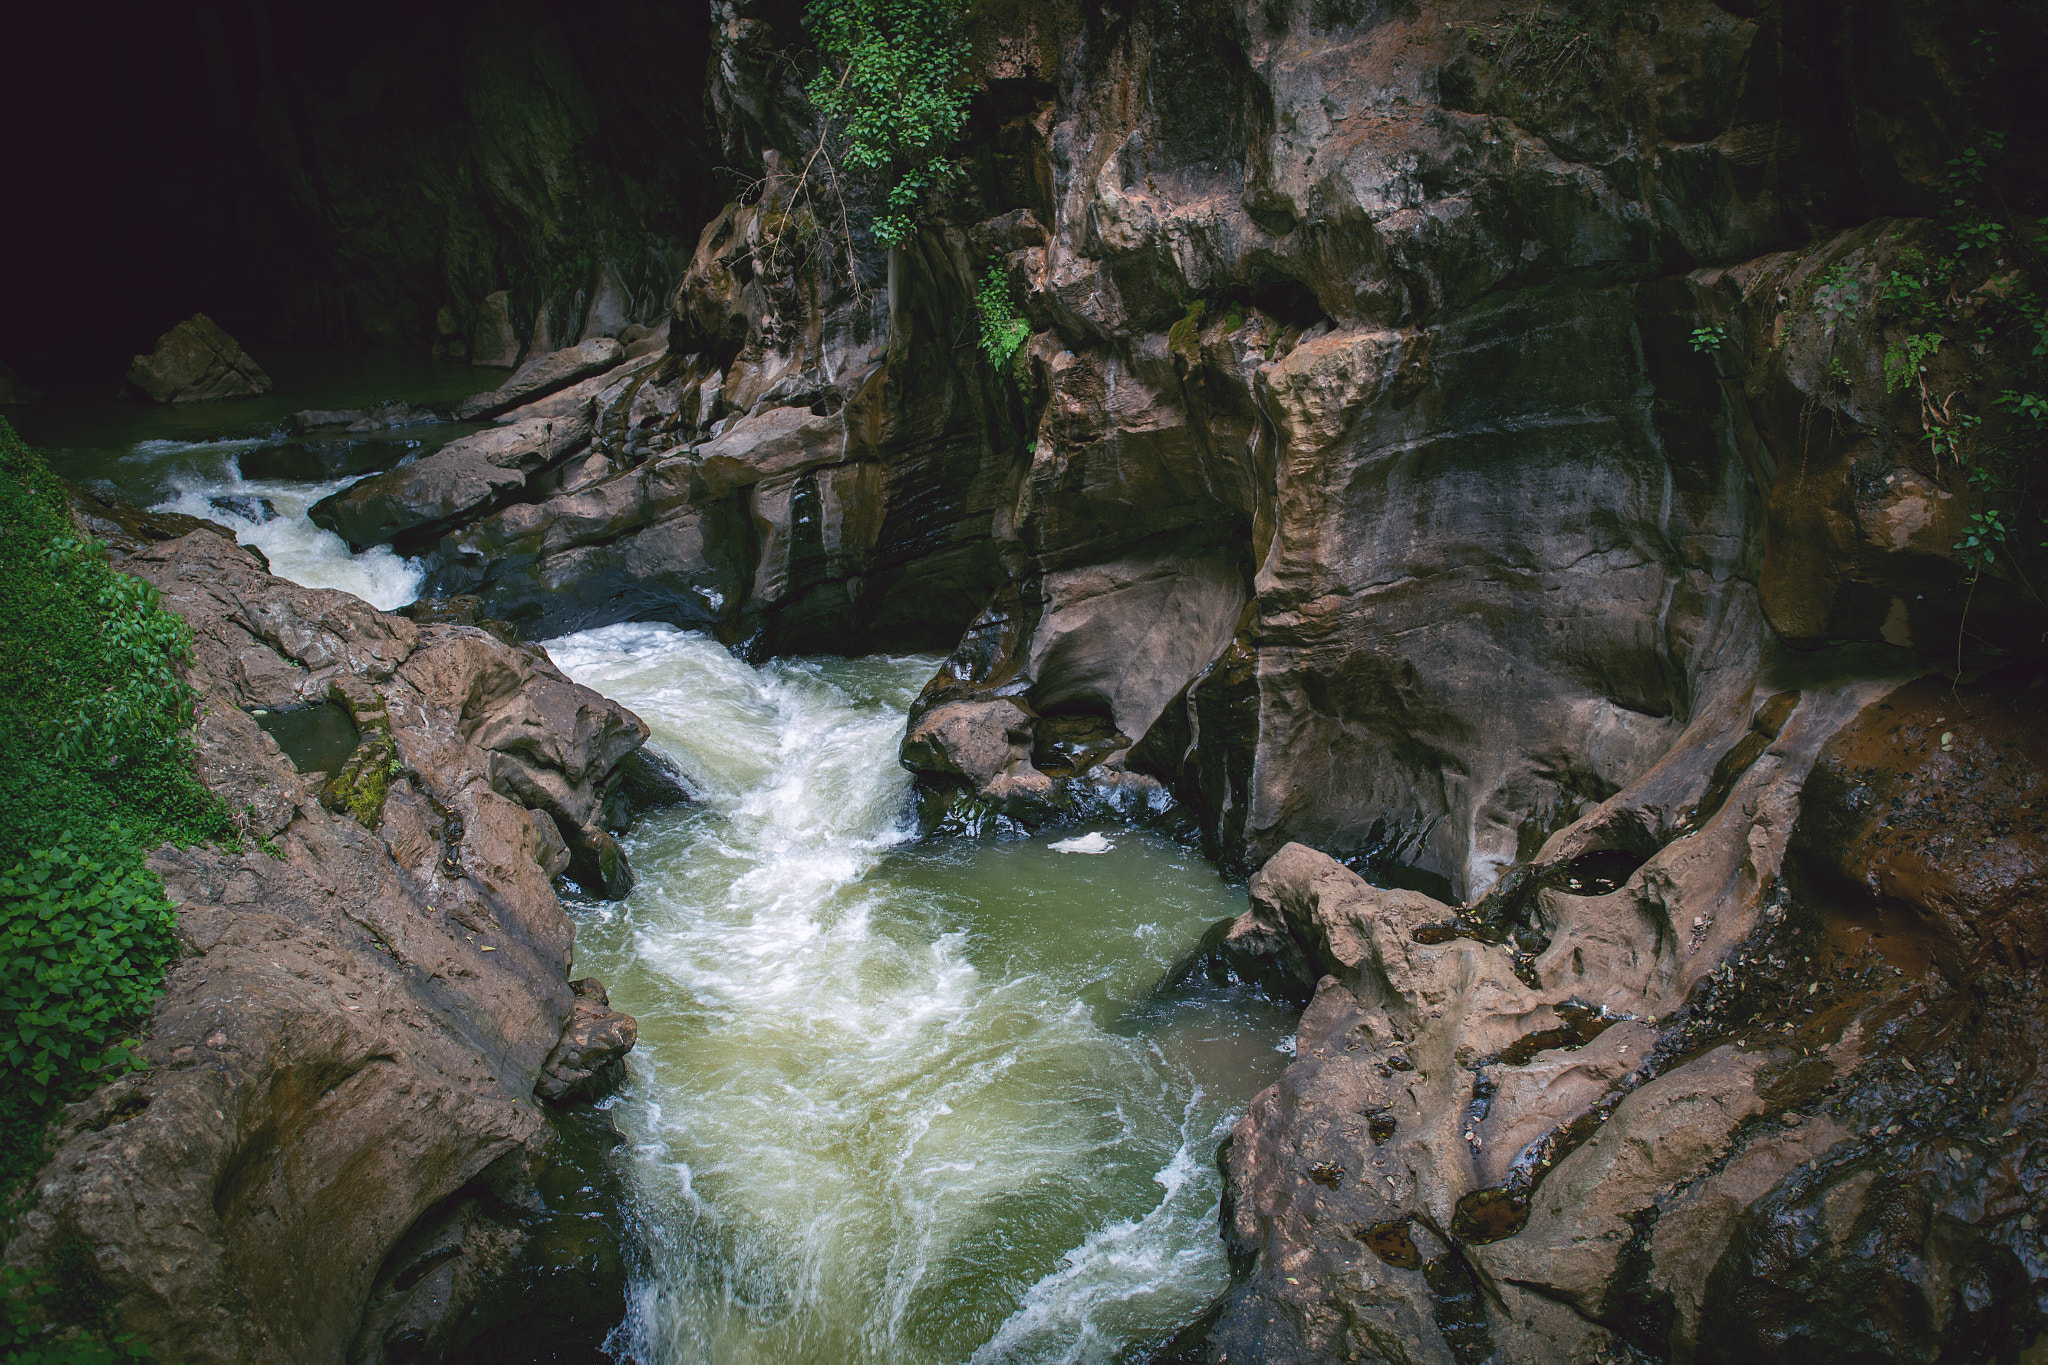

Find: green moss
321;736;398;830
1166;299;1207;353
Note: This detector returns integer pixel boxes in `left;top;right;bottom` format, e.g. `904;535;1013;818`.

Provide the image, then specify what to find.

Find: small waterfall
152;450;425;609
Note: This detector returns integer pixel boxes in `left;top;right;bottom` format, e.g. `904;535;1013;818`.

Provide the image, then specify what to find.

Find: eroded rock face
1193;668;2047;1363
309;414;600;554
2;522;653;1364
126;314;272;404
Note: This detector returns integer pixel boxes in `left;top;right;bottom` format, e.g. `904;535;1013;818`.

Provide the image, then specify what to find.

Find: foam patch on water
1049;832;1115;855
151;462;424;610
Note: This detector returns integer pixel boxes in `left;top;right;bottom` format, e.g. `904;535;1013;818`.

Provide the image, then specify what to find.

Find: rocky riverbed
5;0;2046;1359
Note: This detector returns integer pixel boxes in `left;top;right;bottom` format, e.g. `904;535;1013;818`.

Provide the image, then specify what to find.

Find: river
19;358;1294;1363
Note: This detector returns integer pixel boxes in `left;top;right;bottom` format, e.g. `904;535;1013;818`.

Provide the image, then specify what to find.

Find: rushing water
16;347;504;610
23;353;1295;1363
546;624;1293;1365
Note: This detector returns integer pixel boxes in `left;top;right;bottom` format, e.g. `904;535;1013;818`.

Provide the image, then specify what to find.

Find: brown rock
456;337;626;421
2;526;653;1364
470;290;521;368
126;314;272;403
576;264;633;342
536;979;640;1102
308;414;592;552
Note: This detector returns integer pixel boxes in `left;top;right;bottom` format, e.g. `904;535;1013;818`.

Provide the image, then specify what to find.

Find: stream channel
21;358;1297;1363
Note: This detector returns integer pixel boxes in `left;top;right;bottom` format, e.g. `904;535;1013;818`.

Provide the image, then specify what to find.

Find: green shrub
976;263;1030;376
1;1263;155;1364
804;0;972;245
1;844;179;1110
0;415;226;1208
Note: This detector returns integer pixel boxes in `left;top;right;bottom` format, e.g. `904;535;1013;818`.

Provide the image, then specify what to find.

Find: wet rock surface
1177;668;2048;1364
33;0;2046;1357
456;338;627;421
2;516;654;1364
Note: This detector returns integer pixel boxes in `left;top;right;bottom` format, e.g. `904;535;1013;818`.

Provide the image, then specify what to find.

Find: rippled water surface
546;625;1293;1365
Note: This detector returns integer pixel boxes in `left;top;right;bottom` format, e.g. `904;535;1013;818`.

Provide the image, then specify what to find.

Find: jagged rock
420;452;753;640
619;318;669;358
470;290;521;368
456;337;624;421
308;413;593;553
2;525;647;1365
345;1104;630;1365
609;745;695;819
1191;666;2048;1364
576;265;634;342
491;351;660;430
536;979;639;1102
900;697;1053;813
126;314;272;403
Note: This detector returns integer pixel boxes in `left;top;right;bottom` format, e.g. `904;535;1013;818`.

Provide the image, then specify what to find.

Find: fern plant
976;262;1029;376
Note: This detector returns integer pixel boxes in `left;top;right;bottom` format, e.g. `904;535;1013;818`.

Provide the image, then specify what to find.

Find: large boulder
126;314;272;403
469;290;521;368
1194;668;2048;1364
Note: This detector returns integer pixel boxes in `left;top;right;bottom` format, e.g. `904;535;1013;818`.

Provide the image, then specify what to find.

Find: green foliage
0;845;176;1110
1927;411;1980;467
0;415;226;1209
1813;264;1862;326
805;0;972;246
975;263;1029;377
1956;508;2011;573
41;540;197;773
2;1262;156;1363
1689;323;1727;353
1883;332;1943;393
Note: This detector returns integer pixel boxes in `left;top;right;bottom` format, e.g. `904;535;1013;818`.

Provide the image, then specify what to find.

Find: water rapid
27;382;1295;1362
151;451;427;609
545;624;1293;1365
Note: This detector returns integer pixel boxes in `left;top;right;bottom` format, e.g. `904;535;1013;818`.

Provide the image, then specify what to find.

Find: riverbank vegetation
1;416;224;1361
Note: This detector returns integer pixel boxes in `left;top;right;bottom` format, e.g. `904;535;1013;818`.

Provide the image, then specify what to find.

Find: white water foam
542;624;1277;1365
152;457;425;609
